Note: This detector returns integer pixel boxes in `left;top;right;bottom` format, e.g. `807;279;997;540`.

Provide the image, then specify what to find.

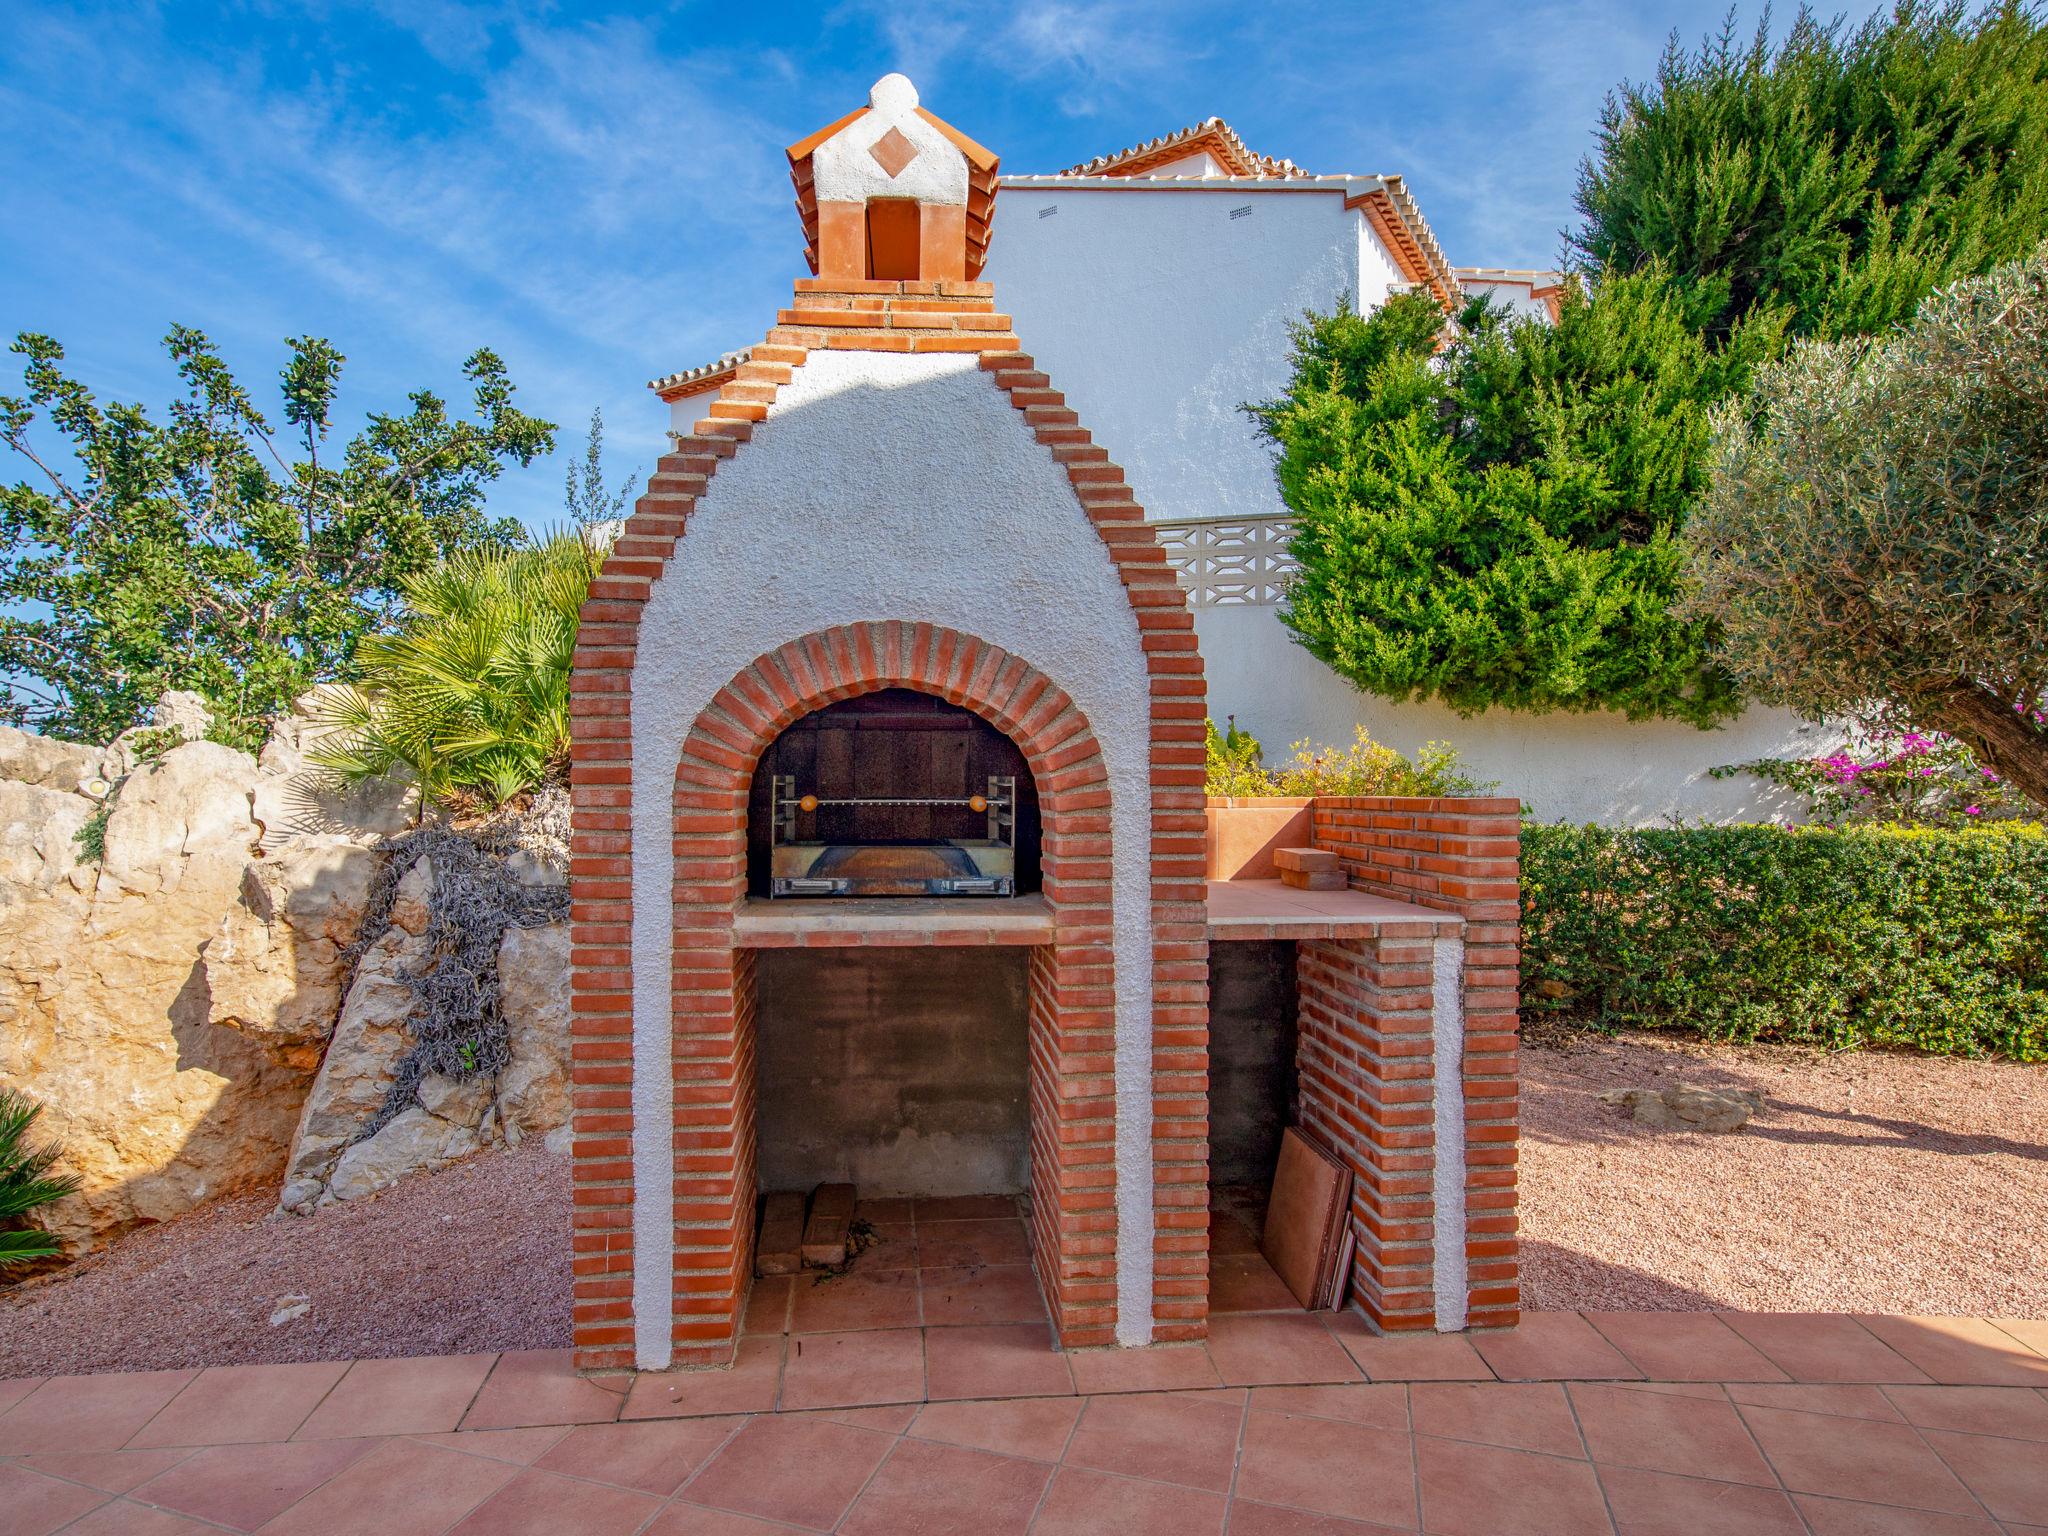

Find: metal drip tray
770;839;1015;897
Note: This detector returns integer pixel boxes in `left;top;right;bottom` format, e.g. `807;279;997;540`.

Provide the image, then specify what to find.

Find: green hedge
1521;823;2048;1059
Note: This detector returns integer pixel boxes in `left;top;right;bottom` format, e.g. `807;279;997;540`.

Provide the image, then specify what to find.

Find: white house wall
1462;277;1554;321
985;186;1393;526
627;351;1160;1367
1196;606;1831;825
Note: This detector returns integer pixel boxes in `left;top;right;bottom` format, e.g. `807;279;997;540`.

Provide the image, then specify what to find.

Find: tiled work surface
1204;878;1460;940
3;1313;2047;1534
730;878;1459;948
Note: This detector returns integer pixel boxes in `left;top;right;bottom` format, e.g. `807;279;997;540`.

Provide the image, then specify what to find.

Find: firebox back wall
755;949;1031;1197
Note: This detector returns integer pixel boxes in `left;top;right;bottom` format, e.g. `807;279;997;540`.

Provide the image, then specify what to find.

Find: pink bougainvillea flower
1963;805;1984;815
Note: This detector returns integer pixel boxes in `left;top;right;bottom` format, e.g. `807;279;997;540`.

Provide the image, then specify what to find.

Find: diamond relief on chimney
868;126;920;179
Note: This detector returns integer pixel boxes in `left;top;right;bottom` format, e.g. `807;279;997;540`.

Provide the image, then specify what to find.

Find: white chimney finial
870;73;919;112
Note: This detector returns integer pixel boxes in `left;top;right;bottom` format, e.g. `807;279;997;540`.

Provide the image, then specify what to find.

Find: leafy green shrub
1255;279;1774;729
1;1088;81;1268
1205;718;1272;796
73;795;112;863
1;328;552;750
1205;717;1485;798
313;529;603;807
1522;822;2048;1058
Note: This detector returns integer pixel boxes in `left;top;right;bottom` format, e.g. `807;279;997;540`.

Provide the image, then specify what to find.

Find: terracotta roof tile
1057;116;1312;180
648;349;750;400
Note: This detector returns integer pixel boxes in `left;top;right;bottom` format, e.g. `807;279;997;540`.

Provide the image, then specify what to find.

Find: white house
656;115;1829;825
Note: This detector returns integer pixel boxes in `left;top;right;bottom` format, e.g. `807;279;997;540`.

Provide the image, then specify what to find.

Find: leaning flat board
1323;1226;1357;1311
802;1182;857;1268
1260;1128;1351;1310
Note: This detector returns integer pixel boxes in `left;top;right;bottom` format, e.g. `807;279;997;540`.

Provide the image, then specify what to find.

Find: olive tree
1686;251;2048;808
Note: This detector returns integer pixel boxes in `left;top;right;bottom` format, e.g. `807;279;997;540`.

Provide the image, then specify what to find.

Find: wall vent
1038;205;1059;219
1229;204;1254;220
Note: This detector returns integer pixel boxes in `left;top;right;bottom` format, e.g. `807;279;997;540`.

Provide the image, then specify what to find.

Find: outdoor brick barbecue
567;74;1521;1374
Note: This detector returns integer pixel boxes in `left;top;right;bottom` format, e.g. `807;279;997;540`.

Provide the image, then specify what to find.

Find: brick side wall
569;282;1207;1367
1310;796;1522;1329
1295;934;1441;1328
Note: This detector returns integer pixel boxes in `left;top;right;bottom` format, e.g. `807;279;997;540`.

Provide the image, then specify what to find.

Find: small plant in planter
0;1088;81;1269
1205;717;1486;797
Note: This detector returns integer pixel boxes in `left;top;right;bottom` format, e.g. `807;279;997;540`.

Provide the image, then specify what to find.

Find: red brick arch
661;622;1122;1360
674;623;1112;902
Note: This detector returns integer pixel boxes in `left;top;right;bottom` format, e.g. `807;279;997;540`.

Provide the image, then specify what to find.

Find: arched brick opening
659;621;1123;1360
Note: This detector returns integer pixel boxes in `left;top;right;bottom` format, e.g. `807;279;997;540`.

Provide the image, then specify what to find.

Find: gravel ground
1521;1028;2048;1316
5;1036;2041;1380
0;1142;571;1378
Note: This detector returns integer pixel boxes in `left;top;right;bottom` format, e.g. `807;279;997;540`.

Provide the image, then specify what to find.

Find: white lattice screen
1150;515;1297;607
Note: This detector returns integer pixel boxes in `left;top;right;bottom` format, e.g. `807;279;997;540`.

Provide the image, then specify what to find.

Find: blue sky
2;0;1886;529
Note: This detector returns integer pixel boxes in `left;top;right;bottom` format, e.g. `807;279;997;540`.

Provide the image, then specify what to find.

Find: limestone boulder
323;1108;479;1203
276;858;436;1202
202;838;383;1060
0;726;102;792
98;742;259;896
495;921;570;1139
1600;1084;1764;1133
0;685;438;1256
417;1071;493;1128
102;690;214;778
0;780;92;892
0;735;302;1253
252;686;417;849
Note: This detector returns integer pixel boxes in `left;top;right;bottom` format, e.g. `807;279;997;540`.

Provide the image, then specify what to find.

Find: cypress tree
1574;1;2048;342
1256;278;1780;726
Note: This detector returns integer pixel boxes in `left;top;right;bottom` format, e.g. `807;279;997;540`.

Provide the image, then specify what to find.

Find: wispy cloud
827;0;1200;117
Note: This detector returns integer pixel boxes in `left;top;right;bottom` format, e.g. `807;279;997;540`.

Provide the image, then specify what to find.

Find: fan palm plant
1;1088;81;1268
315;528;605;806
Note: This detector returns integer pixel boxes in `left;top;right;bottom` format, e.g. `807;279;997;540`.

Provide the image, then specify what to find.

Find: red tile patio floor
4;1311;2046;1534
737;1196;1310;1410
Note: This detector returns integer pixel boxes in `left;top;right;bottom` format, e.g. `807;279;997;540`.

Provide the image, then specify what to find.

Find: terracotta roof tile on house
1058;116;1313;180
1346;174;1459;312
648;349;751;402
